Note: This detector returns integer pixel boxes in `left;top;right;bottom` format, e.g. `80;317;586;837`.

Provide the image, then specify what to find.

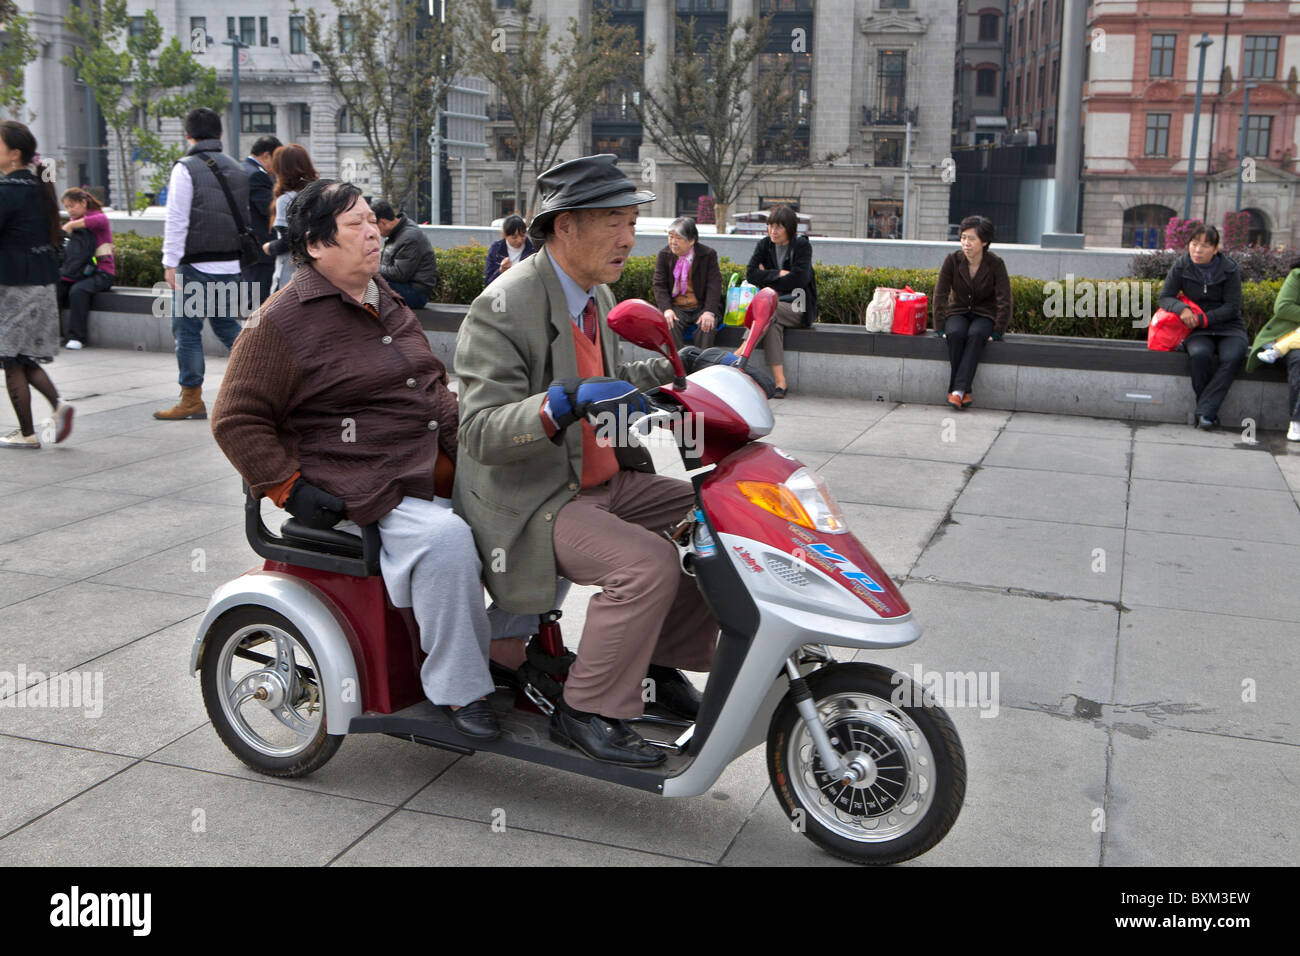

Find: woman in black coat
484;214;535;287
1157;225;1246;429
652;217;723;351
0;121;74;449
744;205;817;398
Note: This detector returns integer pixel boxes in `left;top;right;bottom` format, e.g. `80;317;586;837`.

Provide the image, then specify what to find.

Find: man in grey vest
156;107;249;421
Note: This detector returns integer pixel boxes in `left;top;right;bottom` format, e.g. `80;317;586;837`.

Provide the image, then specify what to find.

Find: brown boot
154;386;207;420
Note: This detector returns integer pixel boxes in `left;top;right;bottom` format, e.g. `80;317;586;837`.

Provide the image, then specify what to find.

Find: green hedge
108;236;1285;341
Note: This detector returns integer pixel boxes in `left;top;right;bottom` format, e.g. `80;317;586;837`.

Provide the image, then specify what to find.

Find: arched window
1243;208;1271;247
337;106;362;134
1122;203;1176;248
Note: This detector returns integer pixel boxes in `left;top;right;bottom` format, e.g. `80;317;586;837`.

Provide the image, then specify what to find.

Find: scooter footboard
189;571;363;735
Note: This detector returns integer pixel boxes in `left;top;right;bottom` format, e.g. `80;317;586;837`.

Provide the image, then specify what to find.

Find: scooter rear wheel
199;606;342;777
767;662;965;865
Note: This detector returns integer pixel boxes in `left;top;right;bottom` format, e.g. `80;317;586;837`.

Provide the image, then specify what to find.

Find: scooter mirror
606;299;688;383
735;287;778;365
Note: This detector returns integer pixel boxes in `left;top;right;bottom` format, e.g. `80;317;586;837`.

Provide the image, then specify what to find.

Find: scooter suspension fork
784;657;855;784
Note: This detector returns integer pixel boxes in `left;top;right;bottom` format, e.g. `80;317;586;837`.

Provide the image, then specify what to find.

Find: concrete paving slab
1114;605;1299;744
58;441;236;499
882;403;1012;427
912;514;1125;603
405;745;769;863
762;413;876;454
816;453;971;511
1127;478;1300;545
335;808;698;866
774;394;896;421
0;498;241;579
0;435;176;489
955;466;1129;528
1003;411;1133;440
0;570;72;609
152;725;461;807
0;617;209;757
982;431;1131;477
1131;420;1261;448
1104;727;1299;866
0;581;205;678
1130;441;1288;491
0;737;133;838
1123;530;1300;623
842;419;1002;464
168;475;248;508
863;581;1120;711
87;524;248;598
838;503;945;579
1272;452;1300;495
722;705;1107;866
0;761;389;866
0;485;149;546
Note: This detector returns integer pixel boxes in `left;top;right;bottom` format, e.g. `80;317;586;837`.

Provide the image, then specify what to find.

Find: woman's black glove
285;479;346;529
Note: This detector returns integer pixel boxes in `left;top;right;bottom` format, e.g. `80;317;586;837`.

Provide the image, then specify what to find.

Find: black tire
199;606;343;777
766;662;966;865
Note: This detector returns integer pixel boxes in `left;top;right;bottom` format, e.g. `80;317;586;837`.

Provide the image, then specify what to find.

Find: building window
676;0;728;11
1144;113;1170;156
1242;36;1279;79
875;134;902;167
190;16;206;53
1244;115;1272;157
1028;9;1035;42
128;16;147;39
337;106;362;134
239;17;256;46
1014;76;1022;114
978;13;998;42
497;0;517;8
496;134;518;162
1244;208;1270;247
876;50;907;122
299;104;311;135
290;16;306;54
241;103;276;134
868;200;902;239
976;68;996;96
1037;65;1045;107
676;182;710;218
591;134;641;162
1017;16;1024;52
1150;34;1176;77
339;15;357;53
259;16;268;47
226;17;235;40
1051;59;1059;101
1122;204;1175;248
879;0;910;9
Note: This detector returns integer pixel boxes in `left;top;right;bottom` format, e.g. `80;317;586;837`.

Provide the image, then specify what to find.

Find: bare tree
299;0;454;211
639;16;831;229
453;0;644;217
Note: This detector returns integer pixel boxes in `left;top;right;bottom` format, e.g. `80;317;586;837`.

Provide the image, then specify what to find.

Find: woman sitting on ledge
931;215;1012;410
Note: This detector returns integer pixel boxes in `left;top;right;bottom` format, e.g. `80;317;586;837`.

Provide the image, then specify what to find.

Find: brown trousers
553;469;718;718
745;301;803;366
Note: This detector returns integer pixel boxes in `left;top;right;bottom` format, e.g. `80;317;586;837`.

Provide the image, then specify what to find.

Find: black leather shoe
1195;415;1219;430
441;699;501;741
550;708;666;767
648;665;702;720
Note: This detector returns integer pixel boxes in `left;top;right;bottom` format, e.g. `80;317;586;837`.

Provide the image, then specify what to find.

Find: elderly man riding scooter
210;179;503;742
454;155;720;767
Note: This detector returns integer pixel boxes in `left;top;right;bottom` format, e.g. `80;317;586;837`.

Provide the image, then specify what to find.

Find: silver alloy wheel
215;623;324;758
788;691;937;843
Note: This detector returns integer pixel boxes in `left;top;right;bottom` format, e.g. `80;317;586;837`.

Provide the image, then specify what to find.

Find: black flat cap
528;154;655;242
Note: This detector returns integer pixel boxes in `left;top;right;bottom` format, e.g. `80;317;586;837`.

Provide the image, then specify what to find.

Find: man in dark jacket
372;201;438;309
242;135;281;308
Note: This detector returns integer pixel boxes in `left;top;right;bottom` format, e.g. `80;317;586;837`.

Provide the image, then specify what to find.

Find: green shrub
113;231;165;288
432;243;489;304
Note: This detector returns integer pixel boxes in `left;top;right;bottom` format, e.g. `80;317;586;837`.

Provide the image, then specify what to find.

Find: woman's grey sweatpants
377;496;495;708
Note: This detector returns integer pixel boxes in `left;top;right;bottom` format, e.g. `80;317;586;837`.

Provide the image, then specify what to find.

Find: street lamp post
1235;81;1257;212
223;37;248;159
1183;34;1213;219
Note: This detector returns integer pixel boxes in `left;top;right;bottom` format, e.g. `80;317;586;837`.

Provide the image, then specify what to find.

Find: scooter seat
279;519;365;559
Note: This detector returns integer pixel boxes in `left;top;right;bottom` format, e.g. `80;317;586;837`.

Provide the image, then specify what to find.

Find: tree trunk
514;156;525;221
713;201;729;235
117;133;133;215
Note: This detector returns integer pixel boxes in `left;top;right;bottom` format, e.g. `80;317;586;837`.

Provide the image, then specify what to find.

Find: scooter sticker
732;545;765;573
806;543;885;593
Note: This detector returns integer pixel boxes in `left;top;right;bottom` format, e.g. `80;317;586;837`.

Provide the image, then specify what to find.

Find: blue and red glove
545;377;649;441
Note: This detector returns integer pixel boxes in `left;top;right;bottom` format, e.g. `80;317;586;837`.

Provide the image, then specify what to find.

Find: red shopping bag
891;286;929;335
1146;294;1204;351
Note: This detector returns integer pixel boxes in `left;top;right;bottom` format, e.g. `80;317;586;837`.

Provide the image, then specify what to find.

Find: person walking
931;215;1012;409
0;121;74;449
261;143;318;293
155;107;249;421
242;135;281;308
57;187;114;350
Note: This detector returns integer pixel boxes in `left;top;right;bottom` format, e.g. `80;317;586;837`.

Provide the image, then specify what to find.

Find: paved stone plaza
1;347;1297;866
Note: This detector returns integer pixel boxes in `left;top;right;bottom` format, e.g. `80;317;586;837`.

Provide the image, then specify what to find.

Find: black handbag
201;156;261;269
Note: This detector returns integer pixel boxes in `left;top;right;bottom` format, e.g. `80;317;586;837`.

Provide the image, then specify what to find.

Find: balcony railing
861;106;918;127
486;103;514;122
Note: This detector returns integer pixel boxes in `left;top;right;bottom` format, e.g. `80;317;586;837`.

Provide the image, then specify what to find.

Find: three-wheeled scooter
191;289;966;864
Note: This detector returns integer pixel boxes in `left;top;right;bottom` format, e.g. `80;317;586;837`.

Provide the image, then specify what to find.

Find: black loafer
441;699;501;740
647;665;702;720
1195;415;1219;430
550;708;666;767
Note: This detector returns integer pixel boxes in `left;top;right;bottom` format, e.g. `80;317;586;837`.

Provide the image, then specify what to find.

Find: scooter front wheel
767;662;965;865
199;606;342;777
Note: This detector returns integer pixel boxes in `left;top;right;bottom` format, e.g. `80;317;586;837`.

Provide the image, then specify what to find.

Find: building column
811;0;852;158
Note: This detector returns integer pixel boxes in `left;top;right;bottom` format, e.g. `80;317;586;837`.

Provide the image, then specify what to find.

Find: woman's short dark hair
502;214;527;236
1188;224;1221;248
668;217;698;243
767;205;798;239
959;215;995;248
288;179;367;266
184;107;222;141
250;135;282;157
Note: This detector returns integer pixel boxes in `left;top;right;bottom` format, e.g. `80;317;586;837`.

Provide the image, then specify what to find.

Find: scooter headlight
737;467;848;534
